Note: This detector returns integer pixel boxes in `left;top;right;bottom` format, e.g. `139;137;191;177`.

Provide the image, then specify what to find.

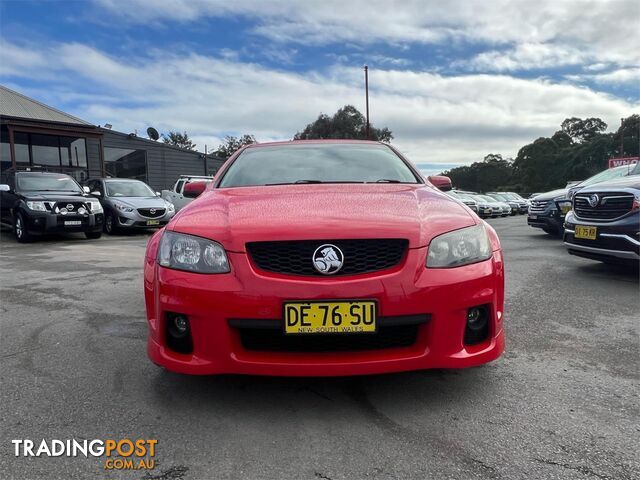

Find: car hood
106;196;169;208
531;188;567;201
22;191;89;202
170;184;477;251
577;175;640;192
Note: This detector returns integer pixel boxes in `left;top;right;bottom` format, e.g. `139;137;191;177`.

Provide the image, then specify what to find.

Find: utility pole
204;144;208;175
364;65;370;140
620;117;624;157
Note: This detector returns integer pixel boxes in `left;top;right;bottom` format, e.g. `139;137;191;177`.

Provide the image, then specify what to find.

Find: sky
0;0;638;174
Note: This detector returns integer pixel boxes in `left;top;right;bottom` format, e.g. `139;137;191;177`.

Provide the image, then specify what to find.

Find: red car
144;140;505;376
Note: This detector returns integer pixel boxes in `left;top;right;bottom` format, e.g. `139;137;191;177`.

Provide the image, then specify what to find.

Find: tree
442;153;512;192
161;131;196;150
560;117;607;143
215;134;257;159
294;105;393;142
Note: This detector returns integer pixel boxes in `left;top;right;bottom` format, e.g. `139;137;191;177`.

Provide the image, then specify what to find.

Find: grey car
86;178;175;234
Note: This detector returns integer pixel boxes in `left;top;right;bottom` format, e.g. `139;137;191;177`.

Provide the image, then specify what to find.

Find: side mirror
91;191;102;197
428;175;452;192
83;186;90;193
0;184;10;192
183;181;207;198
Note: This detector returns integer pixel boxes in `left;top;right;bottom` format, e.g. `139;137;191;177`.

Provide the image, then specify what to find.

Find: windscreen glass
218;144;419;187
17;173;82;192
106;180;155;197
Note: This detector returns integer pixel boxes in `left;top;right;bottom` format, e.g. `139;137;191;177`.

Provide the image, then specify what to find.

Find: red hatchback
144;140;505;376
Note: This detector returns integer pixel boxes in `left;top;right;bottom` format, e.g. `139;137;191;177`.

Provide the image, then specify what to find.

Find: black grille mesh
238;325;419;352
246;239;408;276
137;208;166;218
574;193;634;220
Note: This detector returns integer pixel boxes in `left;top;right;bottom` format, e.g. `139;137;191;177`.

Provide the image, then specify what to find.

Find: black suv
0;170;104;242
564;175;639;265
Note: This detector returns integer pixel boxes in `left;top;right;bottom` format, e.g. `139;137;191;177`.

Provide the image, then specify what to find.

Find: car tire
104;212;117;235
85;231;102;240
14;212;33;243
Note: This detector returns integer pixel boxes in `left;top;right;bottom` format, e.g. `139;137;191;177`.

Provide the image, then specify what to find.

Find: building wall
102;131;225;191
86;137;102;178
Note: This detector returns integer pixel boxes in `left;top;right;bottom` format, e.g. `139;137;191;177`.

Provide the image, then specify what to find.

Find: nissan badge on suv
0;170;103;242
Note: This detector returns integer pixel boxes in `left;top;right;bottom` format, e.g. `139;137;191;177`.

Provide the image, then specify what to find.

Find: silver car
86;178;175;234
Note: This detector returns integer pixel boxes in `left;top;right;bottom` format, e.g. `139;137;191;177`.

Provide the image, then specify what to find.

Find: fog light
466;307;486;330
165;313;193;354
464;305;490;346
174;316;188;334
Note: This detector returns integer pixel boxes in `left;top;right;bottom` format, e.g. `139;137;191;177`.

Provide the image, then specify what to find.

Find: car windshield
580;166;629;187
106;180;155;197
479;195;498;203
17;173;82;192
629;162;639;175
489;193;508;201
456;193;476;202
218;144;420;188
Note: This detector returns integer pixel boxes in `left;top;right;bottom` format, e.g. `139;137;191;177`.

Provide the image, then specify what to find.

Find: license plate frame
146;220;160;226
64;220;82;226
283;299;377;335
574;225;597;240
529;214;537;219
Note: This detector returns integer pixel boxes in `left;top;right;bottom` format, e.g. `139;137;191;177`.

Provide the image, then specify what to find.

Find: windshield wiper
373;179;402;183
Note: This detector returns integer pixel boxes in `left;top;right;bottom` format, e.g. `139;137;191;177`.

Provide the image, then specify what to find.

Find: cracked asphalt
0;216;638;480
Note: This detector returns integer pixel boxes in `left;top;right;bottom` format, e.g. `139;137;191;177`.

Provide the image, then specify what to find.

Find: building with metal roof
0;85;224;189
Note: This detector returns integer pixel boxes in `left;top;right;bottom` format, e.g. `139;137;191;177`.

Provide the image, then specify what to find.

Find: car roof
243;139;384;149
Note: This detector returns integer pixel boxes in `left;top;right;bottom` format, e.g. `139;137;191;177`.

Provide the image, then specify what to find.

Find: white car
161;175;213;212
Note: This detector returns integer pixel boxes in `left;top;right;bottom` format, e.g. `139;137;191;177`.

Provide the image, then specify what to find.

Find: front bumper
527;207;564;231
144;248;505;376
116;209;174;229
564;211;640;263
24;211;103;235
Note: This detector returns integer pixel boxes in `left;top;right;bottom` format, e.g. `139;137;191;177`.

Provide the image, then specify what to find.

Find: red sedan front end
144;141;504;376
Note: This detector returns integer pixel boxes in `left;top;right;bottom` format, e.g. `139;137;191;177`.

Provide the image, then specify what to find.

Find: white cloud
0;41;637;167
93;0;640;71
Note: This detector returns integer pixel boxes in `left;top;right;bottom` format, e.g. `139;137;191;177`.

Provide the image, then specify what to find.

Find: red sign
609;157;639;168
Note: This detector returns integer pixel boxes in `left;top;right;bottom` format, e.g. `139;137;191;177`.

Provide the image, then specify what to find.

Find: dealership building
0;85;224;190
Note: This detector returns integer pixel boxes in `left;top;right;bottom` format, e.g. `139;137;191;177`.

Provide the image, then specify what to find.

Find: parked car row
0;169;210;242
527;162;640;266
447;190;529;219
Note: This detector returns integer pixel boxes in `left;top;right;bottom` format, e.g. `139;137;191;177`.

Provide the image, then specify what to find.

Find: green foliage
215;134;257;159
442;154;513;193
442;115;639;193
294;105;393;142
161;131;196;150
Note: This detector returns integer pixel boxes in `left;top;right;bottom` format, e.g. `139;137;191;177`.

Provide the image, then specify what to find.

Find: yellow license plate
575;225;597;240
146;220;160;226
284;301;376;334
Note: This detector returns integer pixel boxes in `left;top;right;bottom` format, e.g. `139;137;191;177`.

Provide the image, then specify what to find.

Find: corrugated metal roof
0;85;93;126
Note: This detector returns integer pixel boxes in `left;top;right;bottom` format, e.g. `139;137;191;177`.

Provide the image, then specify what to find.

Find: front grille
238;324;419;352
53;201;87;213
137;208;166;218
529;199;551;214
574;193;634;220
246;239;408;276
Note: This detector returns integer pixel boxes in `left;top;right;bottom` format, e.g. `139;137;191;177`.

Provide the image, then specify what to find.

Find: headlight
114;202;134;213
87;200;103;213
427;224;492;268
158;231;230;273
26;201;47;211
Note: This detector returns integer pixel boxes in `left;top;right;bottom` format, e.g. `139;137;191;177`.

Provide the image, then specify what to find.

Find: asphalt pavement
0;216;638;480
